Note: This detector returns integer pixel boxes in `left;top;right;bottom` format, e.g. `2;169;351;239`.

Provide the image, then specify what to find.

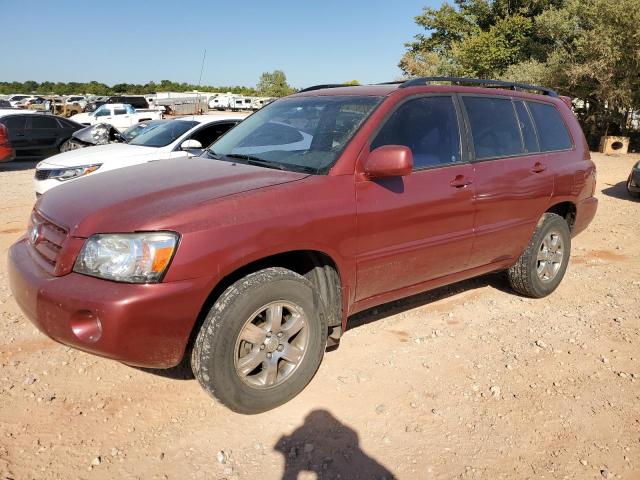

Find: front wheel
191;267;327;414
627;177;640;198
507;213;571;298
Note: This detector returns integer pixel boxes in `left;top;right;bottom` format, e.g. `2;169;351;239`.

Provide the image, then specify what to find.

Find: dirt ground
0;152;638;480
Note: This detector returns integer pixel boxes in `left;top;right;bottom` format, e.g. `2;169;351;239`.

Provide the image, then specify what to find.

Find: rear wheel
191;267;327;413
507;213;571;298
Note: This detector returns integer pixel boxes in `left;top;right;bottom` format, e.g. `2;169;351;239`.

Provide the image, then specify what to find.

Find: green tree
256;70;294;97
400;0;640;142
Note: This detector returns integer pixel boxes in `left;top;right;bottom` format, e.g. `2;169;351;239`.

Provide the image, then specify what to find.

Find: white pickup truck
70;103;162;131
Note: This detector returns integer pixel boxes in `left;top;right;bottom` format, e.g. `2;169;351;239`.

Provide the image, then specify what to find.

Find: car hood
37;157;309;237
39;143;161;168
70;112;93;124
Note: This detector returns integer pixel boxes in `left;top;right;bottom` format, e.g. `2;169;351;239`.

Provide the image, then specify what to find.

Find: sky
0;0;442;89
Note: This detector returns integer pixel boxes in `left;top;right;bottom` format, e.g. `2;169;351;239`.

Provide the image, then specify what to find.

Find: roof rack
298;84;351;93
399;76;558;97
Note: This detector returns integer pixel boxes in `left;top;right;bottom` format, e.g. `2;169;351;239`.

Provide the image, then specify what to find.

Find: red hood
37;157;309;237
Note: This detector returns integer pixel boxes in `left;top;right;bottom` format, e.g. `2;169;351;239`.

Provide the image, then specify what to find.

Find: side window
371;96;461;170
95;106;110;117
113;108;127;115
462;96;523;160
526;102;572;152
2;115;27;129
57;118;78;129
190;122;236;147
30;116;60;129
514;100;539;153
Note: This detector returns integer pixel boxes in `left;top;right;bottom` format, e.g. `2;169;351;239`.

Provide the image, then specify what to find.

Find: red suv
8;77;597;413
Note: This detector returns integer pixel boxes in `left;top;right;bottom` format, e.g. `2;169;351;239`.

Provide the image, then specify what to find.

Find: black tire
627;178;640;198
507;213;571;298
191;267;327;414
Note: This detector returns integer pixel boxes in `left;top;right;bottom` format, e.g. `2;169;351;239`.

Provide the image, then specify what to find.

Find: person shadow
274;409;396;480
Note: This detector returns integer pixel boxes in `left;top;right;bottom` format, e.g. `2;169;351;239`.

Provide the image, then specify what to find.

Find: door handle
531;162;547;173
450;175;473;188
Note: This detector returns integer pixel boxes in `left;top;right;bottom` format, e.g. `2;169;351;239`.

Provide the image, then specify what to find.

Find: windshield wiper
224;154;287;171
204;149;222;159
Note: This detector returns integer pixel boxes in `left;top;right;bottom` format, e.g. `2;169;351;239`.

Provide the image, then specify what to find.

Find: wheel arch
545;200;577;231
184;249;345;362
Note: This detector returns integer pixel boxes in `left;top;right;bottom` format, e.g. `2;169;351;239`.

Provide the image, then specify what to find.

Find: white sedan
34;115;243;195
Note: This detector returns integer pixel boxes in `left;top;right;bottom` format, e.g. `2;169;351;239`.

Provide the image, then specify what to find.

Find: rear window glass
462;97;523;159
2;115;27;129
30;116;60;129
526;102;572;152
514;100;539;154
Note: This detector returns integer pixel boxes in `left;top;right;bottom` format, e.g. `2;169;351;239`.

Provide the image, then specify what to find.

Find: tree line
0;79;259;97
400;0;640;146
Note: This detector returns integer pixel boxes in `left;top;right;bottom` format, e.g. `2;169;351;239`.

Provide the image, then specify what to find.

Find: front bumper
8;238;212;368
628;168;640;193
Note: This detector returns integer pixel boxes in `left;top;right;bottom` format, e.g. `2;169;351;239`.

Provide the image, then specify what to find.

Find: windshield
208;95;382;173
128;120;198;147
122;121;164;142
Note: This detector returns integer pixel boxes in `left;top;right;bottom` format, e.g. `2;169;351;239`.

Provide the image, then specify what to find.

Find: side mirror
180;139;203;150
365;145;413;178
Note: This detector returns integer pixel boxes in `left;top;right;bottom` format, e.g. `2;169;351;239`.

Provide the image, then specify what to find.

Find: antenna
194;49;207;119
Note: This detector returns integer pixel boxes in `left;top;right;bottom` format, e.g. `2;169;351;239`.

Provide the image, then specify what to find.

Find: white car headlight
46;164;102;182
73;232;179;283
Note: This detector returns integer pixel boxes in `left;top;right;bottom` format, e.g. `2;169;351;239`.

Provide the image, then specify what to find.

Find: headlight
73;232;179;283
47;164;101;181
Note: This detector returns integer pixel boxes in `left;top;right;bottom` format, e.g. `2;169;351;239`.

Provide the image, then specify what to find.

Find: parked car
70;103;162;131
65;96;87;110
8;78;597;414
34;115;241;194
627;160;640;198
59;120;165;153
85;95;149;113
7;94;31;107
0;112;83;162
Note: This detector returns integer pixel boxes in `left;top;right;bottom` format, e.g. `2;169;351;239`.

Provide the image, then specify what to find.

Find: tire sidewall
194;269;327;414
527;215;571;297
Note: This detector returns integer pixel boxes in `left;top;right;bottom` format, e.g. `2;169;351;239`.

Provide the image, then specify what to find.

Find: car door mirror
365;145;413;178
180;139;203;151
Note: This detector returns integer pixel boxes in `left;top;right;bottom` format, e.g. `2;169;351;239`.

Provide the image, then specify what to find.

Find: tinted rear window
2;115;27;129
30;116;60;129
462;96;523;159
526;102;572;152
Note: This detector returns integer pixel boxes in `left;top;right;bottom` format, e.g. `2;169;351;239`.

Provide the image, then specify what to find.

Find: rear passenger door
355;95;476;300
26;115;62;159
461;96;554;268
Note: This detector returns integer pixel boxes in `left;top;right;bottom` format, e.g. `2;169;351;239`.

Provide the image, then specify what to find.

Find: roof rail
399;76;558;97
298;84;351;93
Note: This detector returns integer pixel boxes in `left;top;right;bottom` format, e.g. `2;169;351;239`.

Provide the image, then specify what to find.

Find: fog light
70;310;102;343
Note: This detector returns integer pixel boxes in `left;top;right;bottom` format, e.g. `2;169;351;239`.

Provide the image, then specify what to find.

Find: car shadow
0;159;38;172
132;354;195;380
347;272;510;331
601;181;639;202
274;409;396;480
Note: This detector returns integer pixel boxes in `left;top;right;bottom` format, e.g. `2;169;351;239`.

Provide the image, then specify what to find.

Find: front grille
34;169;53;181
30;211;68;270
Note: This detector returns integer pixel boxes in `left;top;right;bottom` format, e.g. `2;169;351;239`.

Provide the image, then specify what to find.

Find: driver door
355;95;476;300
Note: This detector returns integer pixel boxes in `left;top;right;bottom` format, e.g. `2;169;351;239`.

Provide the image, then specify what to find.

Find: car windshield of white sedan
128;120;199;148
208;96;382;173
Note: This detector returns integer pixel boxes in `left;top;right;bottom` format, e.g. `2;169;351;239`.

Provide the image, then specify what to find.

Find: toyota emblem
29;223;41;245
